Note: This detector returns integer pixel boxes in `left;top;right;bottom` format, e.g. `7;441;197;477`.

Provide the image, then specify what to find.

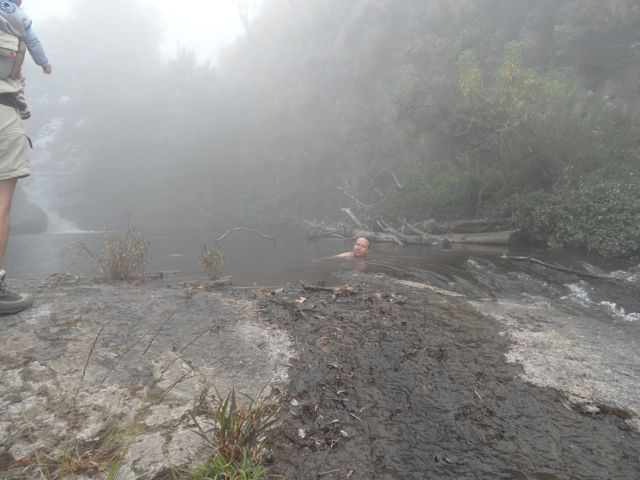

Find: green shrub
394;28;639;222
513;171;640;257
379;166;477;221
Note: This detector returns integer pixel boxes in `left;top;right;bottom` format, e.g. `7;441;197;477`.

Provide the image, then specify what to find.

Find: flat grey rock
0;276;292;478
469;295;640;418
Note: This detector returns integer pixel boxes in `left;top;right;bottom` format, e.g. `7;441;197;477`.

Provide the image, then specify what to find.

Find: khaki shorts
0;103;29;181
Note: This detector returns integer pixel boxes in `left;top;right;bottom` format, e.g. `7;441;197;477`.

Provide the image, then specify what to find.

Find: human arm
23;23;51;73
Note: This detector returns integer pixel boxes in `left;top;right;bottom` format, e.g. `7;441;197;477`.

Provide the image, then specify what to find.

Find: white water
21;118;82;233
563;282;640;322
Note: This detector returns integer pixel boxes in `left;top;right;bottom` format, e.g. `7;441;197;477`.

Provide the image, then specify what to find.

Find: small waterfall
21;118;81;233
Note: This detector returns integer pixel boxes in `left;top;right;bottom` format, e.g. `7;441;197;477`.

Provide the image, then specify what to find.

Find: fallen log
503;256;608;279
434;218;507;234
440;230;518;246
304;221;519;247
353;230;447;247
376;219;448;247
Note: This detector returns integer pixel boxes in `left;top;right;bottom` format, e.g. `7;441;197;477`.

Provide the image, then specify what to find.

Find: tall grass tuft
34;420;133;480
199;245;224;281
98;226;150;280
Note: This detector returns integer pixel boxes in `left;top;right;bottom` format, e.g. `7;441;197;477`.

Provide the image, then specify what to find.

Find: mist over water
11;0;637;235
4;2;640;478
7;0;637;329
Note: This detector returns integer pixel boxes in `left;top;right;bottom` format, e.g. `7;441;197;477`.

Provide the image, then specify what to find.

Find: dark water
7;227;343;285
5;227;617;279
5;227;526;285
7;226;639;314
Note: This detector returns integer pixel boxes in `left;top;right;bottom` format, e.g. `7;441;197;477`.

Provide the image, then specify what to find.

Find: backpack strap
0;92;19;109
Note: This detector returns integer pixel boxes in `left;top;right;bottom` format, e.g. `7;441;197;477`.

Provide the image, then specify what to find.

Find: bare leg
0;177;17;268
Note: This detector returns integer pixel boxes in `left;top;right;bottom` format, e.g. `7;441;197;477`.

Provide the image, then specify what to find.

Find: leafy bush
391;27;639;228
378;164;500;221
513;171;640;257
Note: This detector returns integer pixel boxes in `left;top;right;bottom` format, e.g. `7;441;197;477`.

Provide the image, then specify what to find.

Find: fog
25;0;251;62
17;0;640;232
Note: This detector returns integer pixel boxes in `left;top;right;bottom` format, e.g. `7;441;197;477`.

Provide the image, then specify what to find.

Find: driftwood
305;222;518;247
300;281;337;292
402;220;433;236
306;185;518;247
304;220;353;239
300;281;356;297
342;208;365;229
214;227;276;248
441;230;517;246
411;219;436;233
434;218;507;234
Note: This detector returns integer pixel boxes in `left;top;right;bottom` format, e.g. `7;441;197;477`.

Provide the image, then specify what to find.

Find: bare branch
503;256;609;279
214;227;276;248
337;186;370;209
341;208;365;229
391;172;403;189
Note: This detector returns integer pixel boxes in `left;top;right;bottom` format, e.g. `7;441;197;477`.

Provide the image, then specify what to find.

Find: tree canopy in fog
25;0;640;254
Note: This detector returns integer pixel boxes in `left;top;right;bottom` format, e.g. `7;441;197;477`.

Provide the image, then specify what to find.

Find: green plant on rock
179;388;278;480
180;450;267;480
199;246;224;281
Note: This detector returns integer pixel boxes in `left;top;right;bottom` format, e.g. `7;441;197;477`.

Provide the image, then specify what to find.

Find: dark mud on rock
258;273;640;480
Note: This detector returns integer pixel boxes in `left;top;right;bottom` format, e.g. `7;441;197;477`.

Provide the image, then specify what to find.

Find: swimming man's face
352;238;370;258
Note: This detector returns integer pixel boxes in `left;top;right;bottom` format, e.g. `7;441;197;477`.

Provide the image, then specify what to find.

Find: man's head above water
328;237;370;259
352;237;370;258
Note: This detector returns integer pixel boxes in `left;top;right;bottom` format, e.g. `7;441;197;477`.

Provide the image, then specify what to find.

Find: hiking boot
0;269;33;315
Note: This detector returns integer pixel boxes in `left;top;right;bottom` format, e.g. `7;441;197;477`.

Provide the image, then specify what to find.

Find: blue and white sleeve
23;23;49;67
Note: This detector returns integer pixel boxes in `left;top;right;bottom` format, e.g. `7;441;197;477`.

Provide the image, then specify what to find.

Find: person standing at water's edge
0;0;52;314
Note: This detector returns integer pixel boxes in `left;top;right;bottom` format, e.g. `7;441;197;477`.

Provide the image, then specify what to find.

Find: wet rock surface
260;272;640;480
2;270;639;479
0;275;292;479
